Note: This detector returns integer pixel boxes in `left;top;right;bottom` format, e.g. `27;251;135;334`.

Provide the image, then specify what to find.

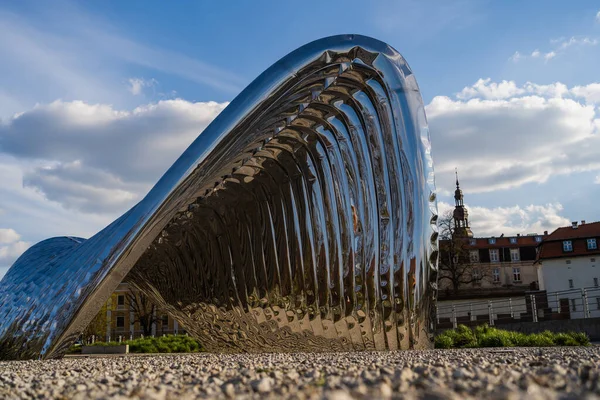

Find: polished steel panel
0;35;438;360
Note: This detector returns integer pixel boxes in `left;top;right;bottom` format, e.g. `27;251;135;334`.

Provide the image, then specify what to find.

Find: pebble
0;347;599;399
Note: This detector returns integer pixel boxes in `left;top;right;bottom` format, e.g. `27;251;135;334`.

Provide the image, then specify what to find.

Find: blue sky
1;0;600;278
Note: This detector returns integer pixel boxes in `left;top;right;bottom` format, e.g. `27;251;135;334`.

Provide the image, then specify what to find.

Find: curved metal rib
0;35;438;360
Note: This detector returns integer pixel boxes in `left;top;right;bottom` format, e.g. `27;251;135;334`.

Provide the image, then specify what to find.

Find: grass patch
75;335;203;354
435;324;590;349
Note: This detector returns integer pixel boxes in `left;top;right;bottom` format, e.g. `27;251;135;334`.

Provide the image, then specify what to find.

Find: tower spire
452;170;473;238
455;168;459;188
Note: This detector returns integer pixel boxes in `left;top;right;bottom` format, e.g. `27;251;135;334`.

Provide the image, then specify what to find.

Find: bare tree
438;211;491;295
126;290;157;336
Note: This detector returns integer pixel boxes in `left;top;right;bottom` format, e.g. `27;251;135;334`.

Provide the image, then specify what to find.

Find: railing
436;287;600;330
80;329;189;344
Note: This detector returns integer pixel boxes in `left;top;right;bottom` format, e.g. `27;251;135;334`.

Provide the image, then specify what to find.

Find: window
571;299;577;312
117;295;125;306
488;238;496;244
563;240;573;252
469;250;479;263
588;239;598;250
594;278;599;288
492;268;500;283
510;237;517;244
510;248;520;262
469;239;477;246
568;279;574;289
116;316;125;328
566;260;571;264
535;236;542;243
513;267;521;282
162;315;169;325
472;269;481;282
597;297;600;310
489;249;499;262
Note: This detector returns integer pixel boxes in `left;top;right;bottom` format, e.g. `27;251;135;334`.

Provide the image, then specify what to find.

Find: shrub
72;335;204;354
435;334;454;349
435;324;590;349
568;331;591;346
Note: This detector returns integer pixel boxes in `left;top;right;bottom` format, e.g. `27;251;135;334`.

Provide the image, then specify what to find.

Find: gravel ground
1;347;600;399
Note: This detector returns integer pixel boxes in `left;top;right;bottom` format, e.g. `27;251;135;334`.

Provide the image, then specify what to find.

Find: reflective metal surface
0;35;438;360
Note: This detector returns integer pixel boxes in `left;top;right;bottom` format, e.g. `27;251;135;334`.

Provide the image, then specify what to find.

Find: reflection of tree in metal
126;290;158;337
0;35;438;360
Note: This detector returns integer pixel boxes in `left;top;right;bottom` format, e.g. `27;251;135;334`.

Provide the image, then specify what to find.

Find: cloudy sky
1;0;600;279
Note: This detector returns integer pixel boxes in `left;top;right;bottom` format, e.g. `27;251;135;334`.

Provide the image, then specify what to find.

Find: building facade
88;282;185;342
536;220;600;319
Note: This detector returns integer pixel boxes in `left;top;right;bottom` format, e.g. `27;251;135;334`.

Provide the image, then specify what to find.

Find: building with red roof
535;220;600;319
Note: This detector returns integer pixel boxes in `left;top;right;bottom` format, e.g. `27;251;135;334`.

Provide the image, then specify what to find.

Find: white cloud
556;37;598;50
457;80;571;100
544;51;556;61
595;175;600;184
0;227;30;277
596;11;600;23
438;201;571;237
127;78;156;95
0;99;228;213
522;82;569;98
509;51;522;63
428;79;600;195
456;78;524;99
510;36;597;63
571;83;600;103
0;228;21;244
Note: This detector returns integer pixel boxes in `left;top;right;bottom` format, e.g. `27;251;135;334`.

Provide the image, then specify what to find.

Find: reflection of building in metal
0;35;437;360
85;282;185;342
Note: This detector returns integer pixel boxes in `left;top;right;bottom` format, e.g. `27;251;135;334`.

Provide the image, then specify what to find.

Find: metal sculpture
0;35;438;360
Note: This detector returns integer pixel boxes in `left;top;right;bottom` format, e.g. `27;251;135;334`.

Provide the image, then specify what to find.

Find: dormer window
510;237;517;244
535;236;542;243
563;240;573;252
488;238;496;244
469;239;477;246
588;239;597;250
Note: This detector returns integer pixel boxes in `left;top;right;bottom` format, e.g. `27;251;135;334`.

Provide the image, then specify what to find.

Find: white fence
436;287;600;329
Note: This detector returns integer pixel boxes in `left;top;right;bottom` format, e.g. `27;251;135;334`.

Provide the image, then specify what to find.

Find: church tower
452;171;473;238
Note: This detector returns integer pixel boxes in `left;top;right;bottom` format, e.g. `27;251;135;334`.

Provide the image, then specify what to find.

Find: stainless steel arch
0;35;438;360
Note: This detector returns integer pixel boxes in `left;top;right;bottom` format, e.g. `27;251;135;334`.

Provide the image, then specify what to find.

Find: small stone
251;377;273;393
452;368;473;380
211;377;224;386
379;382;392;398
327;390;354;400
222;383;235;398
287;370;300;381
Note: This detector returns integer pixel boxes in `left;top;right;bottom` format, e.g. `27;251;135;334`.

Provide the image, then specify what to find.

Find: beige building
438;175;542;300
87;282;185;341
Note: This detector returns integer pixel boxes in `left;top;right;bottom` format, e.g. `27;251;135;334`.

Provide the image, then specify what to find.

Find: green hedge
435;324;590;349
79;335;203;353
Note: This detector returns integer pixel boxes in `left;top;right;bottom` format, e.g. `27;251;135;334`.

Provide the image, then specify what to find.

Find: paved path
2;347;600;399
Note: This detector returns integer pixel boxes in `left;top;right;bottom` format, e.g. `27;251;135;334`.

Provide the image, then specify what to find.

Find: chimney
544;230;548;235
517;233;520;237
572;221;578;229
581;220;586;225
